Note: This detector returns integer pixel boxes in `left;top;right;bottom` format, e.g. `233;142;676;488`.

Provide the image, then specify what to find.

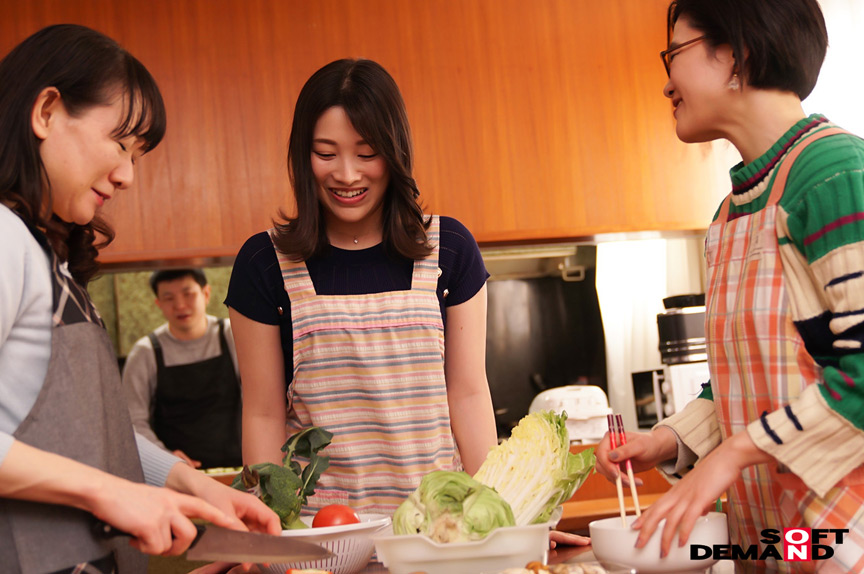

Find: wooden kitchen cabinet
0;0;731;264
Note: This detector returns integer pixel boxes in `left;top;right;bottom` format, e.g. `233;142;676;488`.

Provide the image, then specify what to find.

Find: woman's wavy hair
272;58;432;261
0;24;166;285
667;0;827;100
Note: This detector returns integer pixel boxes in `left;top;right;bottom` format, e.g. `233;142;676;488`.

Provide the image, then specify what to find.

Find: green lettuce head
393;470;515;543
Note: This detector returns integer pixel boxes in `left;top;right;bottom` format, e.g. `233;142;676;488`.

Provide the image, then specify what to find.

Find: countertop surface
150;543;736;574
307;545;736;574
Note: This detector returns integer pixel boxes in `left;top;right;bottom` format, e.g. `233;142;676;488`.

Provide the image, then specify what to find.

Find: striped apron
706;128;864;573
271;215;458;514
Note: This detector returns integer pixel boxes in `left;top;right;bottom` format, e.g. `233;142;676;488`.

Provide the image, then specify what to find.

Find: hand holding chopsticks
606;414;642;526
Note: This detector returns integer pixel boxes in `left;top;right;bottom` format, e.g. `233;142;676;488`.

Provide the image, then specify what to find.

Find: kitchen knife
94;521;334;562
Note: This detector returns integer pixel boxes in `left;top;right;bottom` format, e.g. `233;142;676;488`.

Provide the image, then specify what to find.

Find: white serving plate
373;522;551;574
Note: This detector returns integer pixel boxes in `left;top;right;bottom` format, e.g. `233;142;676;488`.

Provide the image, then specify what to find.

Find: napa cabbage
473;410;595;525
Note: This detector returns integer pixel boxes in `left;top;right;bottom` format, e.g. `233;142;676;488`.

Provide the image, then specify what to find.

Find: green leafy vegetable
231;427;333;529
473;410;595;525
392;470;515;542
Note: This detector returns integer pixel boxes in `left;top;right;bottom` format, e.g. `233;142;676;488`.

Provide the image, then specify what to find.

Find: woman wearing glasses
596;0;864;570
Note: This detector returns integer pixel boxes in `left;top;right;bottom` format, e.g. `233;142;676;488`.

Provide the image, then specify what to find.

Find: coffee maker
654;294;710;420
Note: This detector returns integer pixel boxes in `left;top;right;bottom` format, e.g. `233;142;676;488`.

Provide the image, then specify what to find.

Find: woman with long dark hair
0;24;278;574
226;59;499;514
595;0;864;570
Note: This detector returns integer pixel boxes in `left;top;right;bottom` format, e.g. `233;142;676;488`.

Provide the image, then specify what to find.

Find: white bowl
589;512;728;573
260;513;391;574
373;522;554;574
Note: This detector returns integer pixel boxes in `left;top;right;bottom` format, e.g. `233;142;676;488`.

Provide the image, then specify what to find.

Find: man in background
123;268;242;469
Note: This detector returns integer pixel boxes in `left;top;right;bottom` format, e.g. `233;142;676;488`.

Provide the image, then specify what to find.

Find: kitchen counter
150;531;735;574
332;546;736;574
150;553;734;574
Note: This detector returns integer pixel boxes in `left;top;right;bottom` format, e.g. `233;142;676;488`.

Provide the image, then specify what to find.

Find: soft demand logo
691;528;849;562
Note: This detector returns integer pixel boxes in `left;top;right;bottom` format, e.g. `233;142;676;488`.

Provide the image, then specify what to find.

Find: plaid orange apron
706;128;864;573
270;215;459;515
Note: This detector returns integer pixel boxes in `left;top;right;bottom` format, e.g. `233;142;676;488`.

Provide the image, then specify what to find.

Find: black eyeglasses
659;36;706;77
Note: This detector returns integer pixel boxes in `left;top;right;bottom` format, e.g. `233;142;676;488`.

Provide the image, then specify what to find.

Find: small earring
729;73;740;90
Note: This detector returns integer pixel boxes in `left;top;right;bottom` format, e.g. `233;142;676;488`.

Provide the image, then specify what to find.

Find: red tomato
312;504;360;528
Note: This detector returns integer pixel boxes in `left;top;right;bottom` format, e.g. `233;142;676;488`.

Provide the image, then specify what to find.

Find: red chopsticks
607;413;642;526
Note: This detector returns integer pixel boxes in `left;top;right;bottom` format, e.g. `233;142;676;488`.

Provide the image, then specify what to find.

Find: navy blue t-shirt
224;216;488;387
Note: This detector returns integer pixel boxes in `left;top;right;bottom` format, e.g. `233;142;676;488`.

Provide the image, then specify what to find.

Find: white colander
260;514;391;574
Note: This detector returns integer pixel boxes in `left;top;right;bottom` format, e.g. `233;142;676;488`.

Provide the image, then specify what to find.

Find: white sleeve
134;432;182;487
0;212;27;355
0;235;22;464
0;208;51;467
654;398;722;480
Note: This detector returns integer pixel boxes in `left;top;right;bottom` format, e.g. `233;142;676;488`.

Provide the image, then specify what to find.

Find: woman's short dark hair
668;0;828;100
272;58;432;261
0;24;166;285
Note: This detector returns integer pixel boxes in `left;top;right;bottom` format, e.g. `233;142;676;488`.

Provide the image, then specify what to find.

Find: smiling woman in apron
594;0;864;572
226;59;500;515
0;25;279;574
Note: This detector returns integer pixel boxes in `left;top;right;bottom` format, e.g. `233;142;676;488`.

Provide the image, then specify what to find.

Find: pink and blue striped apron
271;215;459;514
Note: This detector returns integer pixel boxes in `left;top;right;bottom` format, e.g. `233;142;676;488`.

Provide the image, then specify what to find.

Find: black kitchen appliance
656;293;706;365
485;263;607;438
655;293;710;418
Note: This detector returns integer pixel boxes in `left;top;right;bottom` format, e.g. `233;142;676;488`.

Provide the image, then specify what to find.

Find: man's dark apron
150;320;242;469
0;226;148;574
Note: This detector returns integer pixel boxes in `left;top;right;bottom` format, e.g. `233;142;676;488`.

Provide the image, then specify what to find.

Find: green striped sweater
674;115;864;496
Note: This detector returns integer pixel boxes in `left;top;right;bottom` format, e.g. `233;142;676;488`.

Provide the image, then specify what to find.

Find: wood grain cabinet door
0;0;730;264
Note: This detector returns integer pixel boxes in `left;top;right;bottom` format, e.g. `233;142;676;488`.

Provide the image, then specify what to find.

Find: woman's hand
172;449;202;469
0;440;240;556
594;426;678;485
88;478;238;556
630;431;771;557
549;529;590;549
162;463;281;572
166;462;282;536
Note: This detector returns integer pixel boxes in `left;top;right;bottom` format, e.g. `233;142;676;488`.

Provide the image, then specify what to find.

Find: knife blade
185;524;333;562
94;521;334;563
